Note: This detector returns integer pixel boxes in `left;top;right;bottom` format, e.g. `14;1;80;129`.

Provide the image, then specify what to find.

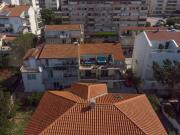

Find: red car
124;78;133;87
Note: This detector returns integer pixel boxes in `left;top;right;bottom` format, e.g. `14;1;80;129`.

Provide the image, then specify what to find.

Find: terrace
80;54;113;66
20;66;42;73
150;40;178;53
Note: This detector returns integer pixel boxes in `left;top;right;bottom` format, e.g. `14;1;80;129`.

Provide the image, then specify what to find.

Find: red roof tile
24;92;75;135
23;47;42;60
45;24;81;31
2;5;30;17
80;43;125;61
38;43;125;61
39;44;79;59
146;31;180;47
121;26;167;32
24;83;167;135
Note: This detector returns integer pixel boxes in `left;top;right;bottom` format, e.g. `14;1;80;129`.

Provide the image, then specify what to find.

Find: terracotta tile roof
121;26;167;32
79;43;125;61
24;83;167;135
38;43;125;61
23;47;42;60
146;31;180;47
39;44;79;59
0;34;5;39
0;35;16;41
70;83;108;100
45;24;81;31
2;5;29;17
24;92;75;135
4;35;16;41
115;95;167;135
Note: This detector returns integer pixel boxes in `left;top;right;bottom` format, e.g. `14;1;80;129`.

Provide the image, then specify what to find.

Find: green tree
152;59;180;88
41;9;55;25
148;95;160;111
145;22;151;27
40;9;62;25
168;130;177;135
166;18;176;26
0;89;16;135
126;69;142;93
10;33;37;66
27;92;43;107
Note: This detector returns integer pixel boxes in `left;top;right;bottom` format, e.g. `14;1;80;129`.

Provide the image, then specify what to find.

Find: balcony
80;55;112;66
20;66;42;73
151;49;176;53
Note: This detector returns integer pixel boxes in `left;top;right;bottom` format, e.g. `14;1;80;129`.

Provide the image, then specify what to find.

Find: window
45;59;49;66
27;74;36;80
54;82;60;89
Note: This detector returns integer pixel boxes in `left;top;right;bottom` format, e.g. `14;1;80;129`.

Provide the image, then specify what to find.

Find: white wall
132;32;151;79
22;72;45;92
9;17;22;33
133;31;180;89
28;6;39;35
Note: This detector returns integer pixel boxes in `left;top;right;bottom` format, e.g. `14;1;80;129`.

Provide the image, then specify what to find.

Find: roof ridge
113;104;147;135
114;94;146;106
39;103;78;135
37;45;44;59
48;91;78;103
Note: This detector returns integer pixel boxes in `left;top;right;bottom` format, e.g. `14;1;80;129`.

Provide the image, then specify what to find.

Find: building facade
0;3;42;35
21;43;125;92
31;0;60;9
132;30;180;88
44;24;84;44
149;0;180;16
61;0;148;34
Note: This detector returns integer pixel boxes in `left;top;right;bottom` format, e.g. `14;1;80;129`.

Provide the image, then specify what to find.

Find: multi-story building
61;0;148;35
132;30;180;88
119;26;168;57
2;0;30;5
44;24;84;44
149;0;180;16
0;2;42;35
31;0;60;9
21;43;125;91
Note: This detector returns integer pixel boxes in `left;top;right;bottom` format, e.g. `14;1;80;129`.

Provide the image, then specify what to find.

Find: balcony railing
151;49;175;53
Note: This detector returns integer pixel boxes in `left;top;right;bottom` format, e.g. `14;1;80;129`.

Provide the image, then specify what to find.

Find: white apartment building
2;0;30;5
21;43;125;92
44;24;84;44
149;0;180;16
61;0;148;34
0;3;42;35
31;0;60;9
132;30;180;88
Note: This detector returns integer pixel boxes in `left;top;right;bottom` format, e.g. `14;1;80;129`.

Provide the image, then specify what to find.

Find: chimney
73;41;79;45
89;98;96;109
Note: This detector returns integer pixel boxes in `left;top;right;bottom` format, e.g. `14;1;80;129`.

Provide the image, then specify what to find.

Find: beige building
61;0;148;35
149;0;180;16
21;43;125;91
44;24;84;44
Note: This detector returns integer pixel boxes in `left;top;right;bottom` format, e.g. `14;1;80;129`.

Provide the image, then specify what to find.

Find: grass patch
93;32;118;36
11;109;33;135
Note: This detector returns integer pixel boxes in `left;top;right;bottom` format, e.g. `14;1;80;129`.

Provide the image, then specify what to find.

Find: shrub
164;104;176;118
27;92;43;107
148;95;160;111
